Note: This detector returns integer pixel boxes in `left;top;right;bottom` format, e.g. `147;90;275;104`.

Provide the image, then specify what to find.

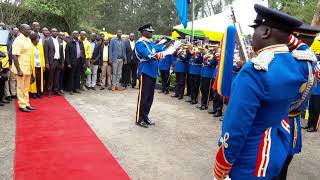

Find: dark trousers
73;62;82;90
186;73;191;96
200;77;213;107
47;61;60;93
160;70;170;92
190;74;201;101
175;72;186;96
122;63;138;87
136;73;156;124
308;94;320;129
35;67;41;94
122;63;130;86
272;155;293;180
212;90;223;113
58;67;65;91
0;77;5;100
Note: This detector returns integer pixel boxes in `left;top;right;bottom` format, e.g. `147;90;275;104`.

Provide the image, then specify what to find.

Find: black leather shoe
69;91;74;95
19;108;31;112
56;91;63;96
191;100;197;104
11;95;17;99
178;95;183;100
185;99;192;103
74;89;81;93
1;99;10;104
307;127;317;132
208;110;217;114
219;118;224;121
36;93;42;98
26;106;36;110
145;119;155;125
0;102;4;106
5;96;12;101
302;126;309;129
164;91;169;95
136;121;148;128
199;106;208;110
32;94;38;99
48;91;52;97
214;112;223;117
172;94;179;98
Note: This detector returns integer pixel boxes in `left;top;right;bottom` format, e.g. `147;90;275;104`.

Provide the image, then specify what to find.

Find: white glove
157;39;167;45
162;46;176;57
173;40;182;50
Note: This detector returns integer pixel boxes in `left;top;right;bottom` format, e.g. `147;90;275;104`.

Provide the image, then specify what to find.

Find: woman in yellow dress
29;32;45;98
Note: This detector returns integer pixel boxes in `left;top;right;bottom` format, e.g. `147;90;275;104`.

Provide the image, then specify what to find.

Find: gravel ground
0;102;15;180
0;88;319;180
65;88;320;180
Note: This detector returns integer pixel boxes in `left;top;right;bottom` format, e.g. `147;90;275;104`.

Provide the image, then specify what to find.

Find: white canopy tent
173;0;268;38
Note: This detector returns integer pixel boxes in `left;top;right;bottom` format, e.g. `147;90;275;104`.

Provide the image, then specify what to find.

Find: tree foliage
0;0;319;34
268;0;318;24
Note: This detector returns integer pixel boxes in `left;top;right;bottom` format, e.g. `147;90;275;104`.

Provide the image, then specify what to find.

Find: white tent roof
173;0;268;35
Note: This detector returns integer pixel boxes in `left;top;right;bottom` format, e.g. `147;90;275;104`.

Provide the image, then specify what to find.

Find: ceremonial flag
176;0;190;29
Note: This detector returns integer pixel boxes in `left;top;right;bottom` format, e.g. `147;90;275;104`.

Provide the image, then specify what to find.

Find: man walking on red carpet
12;24;36;113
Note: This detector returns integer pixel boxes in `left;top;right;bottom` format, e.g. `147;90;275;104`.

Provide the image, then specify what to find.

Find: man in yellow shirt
80;31;91;91
12;24;36;112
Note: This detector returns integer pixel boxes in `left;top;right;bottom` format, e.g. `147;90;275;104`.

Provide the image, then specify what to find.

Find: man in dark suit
43;28;64;96
65;31;86;95
124;33;139;88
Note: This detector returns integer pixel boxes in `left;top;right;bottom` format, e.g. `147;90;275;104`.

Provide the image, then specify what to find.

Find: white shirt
52;37;60;59
34;45;41;68
130;40;135;51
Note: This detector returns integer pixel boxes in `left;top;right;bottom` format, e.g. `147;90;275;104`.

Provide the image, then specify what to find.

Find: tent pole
191;0;195;43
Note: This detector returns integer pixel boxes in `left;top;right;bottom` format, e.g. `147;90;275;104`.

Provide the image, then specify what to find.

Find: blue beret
250;4;303;31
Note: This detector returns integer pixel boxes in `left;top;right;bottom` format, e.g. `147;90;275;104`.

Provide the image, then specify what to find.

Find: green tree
269;0;318;24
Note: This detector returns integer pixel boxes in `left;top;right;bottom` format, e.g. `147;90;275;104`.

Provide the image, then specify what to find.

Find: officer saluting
213;4;310;179
135;23;179;128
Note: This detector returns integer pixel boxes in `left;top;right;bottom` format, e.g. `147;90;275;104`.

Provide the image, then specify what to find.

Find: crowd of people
0;3;320;179
0;22;141;112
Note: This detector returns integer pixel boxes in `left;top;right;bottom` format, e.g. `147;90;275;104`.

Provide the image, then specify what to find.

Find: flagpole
191;0;195;43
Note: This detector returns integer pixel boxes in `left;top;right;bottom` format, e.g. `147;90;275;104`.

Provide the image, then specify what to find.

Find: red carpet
14;96;130;180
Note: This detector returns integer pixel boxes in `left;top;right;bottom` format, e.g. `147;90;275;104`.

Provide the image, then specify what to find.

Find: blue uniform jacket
201;56;218;78
159;54;174;71
189;52;203;75
285;43;318;156
216;45;310;179
174;52;190;73
135;38;165;78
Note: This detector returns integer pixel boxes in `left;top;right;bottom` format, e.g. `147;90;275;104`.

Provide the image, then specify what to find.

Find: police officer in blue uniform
158;39;174;94
213;4;310;180
135;24;179;128
172;45;191;99
198;47;218;110
187;47;204;104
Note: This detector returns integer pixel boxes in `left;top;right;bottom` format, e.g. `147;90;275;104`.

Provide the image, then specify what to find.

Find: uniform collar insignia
252;44;288;71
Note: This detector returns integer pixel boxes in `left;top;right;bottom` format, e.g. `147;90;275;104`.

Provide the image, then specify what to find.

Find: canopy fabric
172;0;268;42
172;28;223;42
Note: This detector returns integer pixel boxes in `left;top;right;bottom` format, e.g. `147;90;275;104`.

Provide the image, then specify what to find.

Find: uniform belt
289;110;300;117
177;59;183;62
192;63;202;66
